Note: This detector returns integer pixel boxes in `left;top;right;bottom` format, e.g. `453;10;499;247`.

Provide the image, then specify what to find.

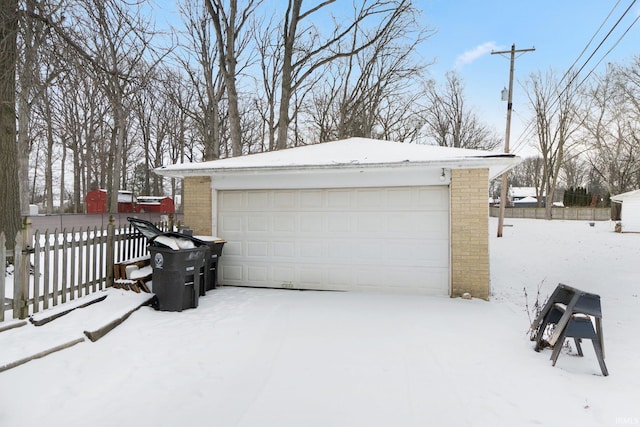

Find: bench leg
592;339;609;376
574;338;583;356
550;331;567;366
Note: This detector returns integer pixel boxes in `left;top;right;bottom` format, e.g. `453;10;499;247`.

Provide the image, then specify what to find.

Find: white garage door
217;186;450;294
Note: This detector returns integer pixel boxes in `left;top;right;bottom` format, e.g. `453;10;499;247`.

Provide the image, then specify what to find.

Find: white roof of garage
156;137;519;180
611;189;640;202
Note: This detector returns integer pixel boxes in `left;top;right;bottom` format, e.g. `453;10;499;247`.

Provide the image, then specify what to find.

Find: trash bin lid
127;217;164;240
127;217;210;249
193;235;227;243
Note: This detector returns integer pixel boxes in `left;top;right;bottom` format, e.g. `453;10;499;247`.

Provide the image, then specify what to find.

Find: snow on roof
509;187;539;198
611;189;640;202
137;196;170;202
155;137;519;179
513;196;538;204
117;193;136;203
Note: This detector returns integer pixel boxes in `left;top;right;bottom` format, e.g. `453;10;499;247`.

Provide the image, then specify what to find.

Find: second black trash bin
193;235;226;293
149;244;209;312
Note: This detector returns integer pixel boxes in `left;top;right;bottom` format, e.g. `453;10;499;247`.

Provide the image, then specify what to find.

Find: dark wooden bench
530;283;608;376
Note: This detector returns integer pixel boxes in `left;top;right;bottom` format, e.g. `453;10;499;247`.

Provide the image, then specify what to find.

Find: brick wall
450;169;490;300
183;176;212;235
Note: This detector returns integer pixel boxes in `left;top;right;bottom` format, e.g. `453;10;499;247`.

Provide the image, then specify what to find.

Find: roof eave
155;155;520;179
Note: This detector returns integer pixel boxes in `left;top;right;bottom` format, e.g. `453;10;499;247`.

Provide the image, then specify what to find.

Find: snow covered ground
1;218;639;427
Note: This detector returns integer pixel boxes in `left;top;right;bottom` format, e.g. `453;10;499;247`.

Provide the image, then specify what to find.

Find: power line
558;0;623;89
558;0;637;99
507;0;639;156
574;12;640;89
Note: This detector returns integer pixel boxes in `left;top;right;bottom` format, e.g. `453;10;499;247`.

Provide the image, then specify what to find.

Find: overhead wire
509;0;635;155
506;0;638;156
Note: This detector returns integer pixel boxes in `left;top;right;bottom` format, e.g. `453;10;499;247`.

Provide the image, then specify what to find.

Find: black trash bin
193;235;226;292
149;244;208;311
127;217;211;310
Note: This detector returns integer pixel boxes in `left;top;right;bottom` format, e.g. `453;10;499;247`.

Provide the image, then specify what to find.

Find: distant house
509;187;543;207
512;196;539;208
155;138;520;300
611;190;640;232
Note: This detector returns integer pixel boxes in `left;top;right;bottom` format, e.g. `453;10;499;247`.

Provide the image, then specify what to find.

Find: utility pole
491;44;535;237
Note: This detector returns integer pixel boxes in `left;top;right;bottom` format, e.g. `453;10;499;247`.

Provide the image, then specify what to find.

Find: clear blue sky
420;0;640;154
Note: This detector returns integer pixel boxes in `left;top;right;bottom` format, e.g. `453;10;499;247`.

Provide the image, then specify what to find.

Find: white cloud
454;42;499;69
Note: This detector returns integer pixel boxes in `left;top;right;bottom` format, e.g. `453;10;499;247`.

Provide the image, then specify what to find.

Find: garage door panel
300;190;323;208
217;186;450;295
273;215;296;232
273;241;295;258
220;215;243;233
300;267;324;285
300;241;323;258
273;191;296;209
327;190;351;207
327;213;351;232
221;264;243;281
247;241;268;257
388;212;448;235
222;240;242;256
248;265;268;282
220;191;243;210
273;266;295;283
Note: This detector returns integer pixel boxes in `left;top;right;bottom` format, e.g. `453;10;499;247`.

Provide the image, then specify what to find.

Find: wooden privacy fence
1;216;172;322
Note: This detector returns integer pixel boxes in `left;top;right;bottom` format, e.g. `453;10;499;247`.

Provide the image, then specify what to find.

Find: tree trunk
276;0;301;150
109;100;125;214
44;90;55;214
0;0;21;250
207;0;244;157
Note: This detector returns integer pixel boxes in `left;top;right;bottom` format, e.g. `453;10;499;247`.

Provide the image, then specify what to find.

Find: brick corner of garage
449;167;491;300
183;176;213;235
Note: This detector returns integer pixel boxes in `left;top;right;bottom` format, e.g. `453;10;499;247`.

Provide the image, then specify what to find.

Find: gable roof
611;189;640;202
156;138;519;180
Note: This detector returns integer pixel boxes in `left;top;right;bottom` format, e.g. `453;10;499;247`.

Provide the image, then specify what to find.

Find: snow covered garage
156;138;519;299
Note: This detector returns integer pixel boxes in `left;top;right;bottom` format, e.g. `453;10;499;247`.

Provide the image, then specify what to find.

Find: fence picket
83;227;90;297
33;230;41;314
69;228;76;301
94;228;106;290
53;229;59;306
61;231;68;304
43;230;51;311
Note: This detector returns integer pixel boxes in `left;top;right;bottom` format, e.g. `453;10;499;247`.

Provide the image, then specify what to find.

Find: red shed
85;189;137;213
136;196;175;214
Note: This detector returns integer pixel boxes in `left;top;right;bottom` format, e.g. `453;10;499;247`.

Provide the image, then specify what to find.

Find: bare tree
65;0;159;212
276;0;417;149
303;15;430;144
561;156;590;190
177;0;228;160
525;70;583;218
580;63;640;196
253;14;282;151
335;8;428;140
508;156;543;188
421;71;501;150
204;0;260;157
